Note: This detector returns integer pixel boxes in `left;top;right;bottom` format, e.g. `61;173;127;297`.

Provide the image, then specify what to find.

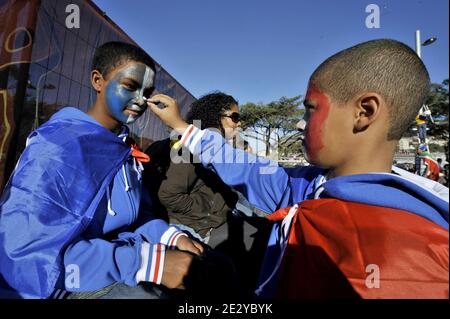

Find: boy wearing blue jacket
0;42;202;299
148;39;449;298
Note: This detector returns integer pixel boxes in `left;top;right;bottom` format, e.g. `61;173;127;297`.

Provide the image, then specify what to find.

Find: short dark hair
186;92;238;131
92;41;156;79
310;39;430;140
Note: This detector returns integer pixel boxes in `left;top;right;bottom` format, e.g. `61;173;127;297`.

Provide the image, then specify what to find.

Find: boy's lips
126;109;139;116
125;104;145;116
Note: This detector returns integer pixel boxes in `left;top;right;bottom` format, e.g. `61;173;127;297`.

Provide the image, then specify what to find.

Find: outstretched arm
147;95;291;213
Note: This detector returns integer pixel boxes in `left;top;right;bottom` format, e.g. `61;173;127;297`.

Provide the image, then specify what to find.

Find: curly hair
185;92;238;133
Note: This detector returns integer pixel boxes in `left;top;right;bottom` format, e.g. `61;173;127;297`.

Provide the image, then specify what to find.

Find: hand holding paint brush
143;96;166;109
146;94;189;133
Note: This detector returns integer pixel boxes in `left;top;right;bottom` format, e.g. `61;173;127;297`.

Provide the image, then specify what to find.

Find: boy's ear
91;70;104;93
353;93;383;132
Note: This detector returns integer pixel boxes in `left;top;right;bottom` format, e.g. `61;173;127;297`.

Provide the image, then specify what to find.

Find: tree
240;95;304;157
403;79;448;155
405;79;449;160
426;79;449;135
425;79;449;161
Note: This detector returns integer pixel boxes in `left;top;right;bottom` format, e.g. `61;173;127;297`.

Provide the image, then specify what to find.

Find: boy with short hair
148;39;448;298
0;41;202;299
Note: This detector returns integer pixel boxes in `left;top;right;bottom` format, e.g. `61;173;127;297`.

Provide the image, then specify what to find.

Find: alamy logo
65;264;80;289
365;4;380;29
65;4;80;29
365;264;380;288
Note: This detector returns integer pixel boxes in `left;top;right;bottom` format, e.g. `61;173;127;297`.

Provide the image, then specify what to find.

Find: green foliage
240;95;304;156
405;79;449;139
426;79;449;138
241;96;303;128
426;79;449;117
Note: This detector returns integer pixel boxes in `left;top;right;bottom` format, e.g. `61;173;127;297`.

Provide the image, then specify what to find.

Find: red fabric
424;157;440;181
267;206;292;221
273;199;449;299
131;143;150;163
125;136;150;163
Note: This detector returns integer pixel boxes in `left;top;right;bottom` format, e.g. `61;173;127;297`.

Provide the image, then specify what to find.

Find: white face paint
105;63;155;124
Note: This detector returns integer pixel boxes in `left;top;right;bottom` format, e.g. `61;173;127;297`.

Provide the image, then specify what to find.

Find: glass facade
0;0;196;191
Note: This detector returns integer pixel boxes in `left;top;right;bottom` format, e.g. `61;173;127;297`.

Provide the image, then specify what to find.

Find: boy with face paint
104;63;154;124
0;42;203;299
148;39;449;299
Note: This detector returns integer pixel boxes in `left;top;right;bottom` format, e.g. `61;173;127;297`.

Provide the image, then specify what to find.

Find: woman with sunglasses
143;92;243;244
220;108;242;140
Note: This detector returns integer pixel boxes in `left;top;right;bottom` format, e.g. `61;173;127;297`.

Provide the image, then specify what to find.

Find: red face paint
304;82;330;163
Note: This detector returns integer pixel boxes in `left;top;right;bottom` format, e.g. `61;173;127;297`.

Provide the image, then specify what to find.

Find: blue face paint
105;63;155;124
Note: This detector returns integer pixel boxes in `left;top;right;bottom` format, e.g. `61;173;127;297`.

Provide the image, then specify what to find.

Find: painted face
302;82;355;168
302;82;331;163
105;62;155;124
221;104;241;139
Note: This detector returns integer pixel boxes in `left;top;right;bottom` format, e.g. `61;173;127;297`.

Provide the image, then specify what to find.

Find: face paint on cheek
136;66;154;104
122;65;155;124
304;83;330;162
105;65;155;124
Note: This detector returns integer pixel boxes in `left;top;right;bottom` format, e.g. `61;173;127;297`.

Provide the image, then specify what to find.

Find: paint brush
143;97;167;109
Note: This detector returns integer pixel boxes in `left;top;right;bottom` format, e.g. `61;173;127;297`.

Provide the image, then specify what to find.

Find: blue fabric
63;232;145;292
0;107;130;298
0;107;171;298
285;166;327;203
171;223;208;243
322;173;449;229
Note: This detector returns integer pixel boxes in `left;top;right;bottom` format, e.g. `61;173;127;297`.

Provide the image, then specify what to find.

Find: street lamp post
413;29;438;167
415;30;422;58
414;30;437;125
415;30;437;59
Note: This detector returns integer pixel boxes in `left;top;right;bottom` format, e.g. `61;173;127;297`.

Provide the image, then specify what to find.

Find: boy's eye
123;83;137;90
122;80;139;91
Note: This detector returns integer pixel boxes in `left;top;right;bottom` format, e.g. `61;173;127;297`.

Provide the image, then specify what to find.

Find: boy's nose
296;119;306;131
136;95;146;106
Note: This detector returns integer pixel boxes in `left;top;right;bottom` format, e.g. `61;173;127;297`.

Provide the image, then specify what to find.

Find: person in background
147;92;241;243
415;107;429;143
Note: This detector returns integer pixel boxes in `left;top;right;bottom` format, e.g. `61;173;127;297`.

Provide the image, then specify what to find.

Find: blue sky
93;0;449;105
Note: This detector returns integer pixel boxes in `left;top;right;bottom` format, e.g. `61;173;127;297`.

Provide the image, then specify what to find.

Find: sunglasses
221;112;241;123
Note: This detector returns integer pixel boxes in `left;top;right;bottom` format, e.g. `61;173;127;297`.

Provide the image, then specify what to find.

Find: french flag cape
0;111;131;298
265;173;449;299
